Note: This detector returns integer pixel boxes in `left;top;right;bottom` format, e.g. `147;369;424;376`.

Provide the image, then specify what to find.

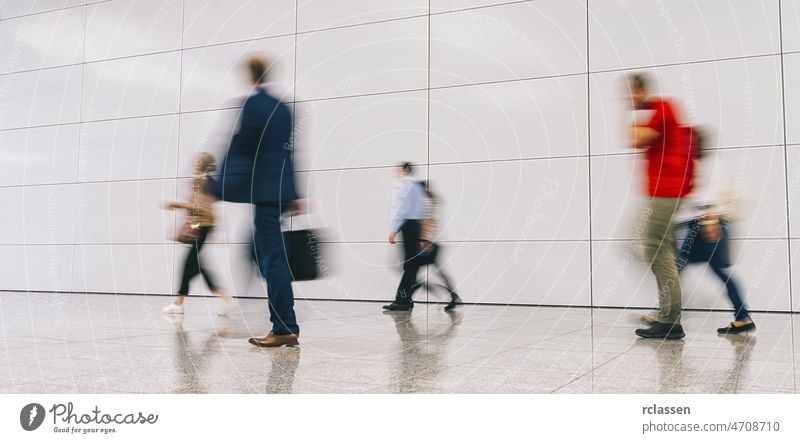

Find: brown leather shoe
248;332;299;347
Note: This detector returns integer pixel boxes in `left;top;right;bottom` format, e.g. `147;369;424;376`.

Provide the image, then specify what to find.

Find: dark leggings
413;244;458;299
677;220;750;321
177;226;217;295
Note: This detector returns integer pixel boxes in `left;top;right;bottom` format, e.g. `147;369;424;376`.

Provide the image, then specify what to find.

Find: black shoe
444;294;462;311
717;321;756;335
383;302;413;311
635;322;685;339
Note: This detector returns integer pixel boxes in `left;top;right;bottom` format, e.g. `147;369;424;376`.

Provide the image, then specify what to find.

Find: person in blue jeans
675;213;754;334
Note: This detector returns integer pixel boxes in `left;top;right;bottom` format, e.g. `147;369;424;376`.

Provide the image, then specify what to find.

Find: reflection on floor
0;292;796;394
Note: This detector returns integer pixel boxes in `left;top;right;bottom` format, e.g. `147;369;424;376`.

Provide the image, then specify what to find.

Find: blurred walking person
214;55;302;347
163;152;234;315
627;73;695;339
418;180;461;310
383;163;460;311
671;131;755;334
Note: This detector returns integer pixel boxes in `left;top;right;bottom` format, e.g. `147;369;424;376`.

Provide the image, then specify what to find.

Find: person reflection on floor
263;348;301;394
382;310;462;393
169;317;231;394
719;334;757;392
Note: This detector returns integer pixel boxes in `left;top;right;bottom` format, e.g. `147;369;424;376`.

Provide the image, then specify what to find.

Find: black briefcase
283;229;322;281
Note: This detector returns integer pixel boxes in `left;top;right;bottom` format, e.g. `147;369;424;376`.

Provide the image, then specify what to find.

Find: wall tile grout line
2;50;795;134
0;0;114;23
0;50;795;135
778;0;794;314
777;0;798;392
67;3;90;294
586;0;593;310
171;0;188;299
0;42;800;87
0;0;519;27
1;288;796;317
0;143;791;190
425;0;432;308
2;236;792;248
3;49;792;98
290;0;299;234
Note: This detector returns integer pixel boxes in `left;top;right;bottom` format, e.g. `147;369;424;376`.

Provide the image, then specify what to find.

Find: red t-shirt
642;98;694;198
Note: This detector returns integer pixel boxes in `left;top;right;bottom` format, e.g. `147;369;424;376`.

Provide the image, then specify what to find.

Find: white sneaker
216;297;237;316
162;303;185;314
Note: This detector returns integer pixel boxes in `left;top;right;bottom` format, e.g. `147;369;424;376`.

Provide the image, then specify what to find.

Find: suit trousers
254;203;299;335
395;220;422;303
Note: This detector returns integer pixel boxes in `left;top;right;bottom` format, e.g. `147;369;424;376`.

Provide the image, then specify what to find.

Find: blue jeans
254;203;299;335
677;219;750;321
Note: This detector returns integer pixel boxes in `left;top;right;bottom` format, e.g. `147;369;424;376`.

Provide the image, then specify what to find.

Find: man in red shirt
628;73;694;339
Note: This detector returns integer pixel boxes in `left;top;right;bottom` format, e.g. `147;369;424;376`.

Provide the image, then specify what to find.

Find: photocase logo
20;403;45;431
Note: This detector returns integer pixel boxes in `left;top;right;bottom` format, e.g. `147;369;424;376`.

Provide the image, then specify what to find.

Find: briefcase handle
281;202;319;232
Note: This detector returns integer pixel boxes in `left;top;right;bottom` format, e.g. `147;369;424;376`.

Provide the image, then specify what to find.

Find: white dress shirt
390;177;426;233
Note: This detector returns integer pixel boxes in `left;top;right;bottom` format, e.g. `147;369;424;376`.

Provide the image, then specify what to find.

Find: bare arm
630;124;661;149
166;201;191;210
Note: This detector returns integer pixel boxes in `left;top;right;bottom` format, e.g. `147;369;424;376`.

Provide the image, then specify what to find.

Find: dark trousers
178;226;217;295
677;220;750;321
417;243;458;298
395;220;422;303
254;203;299;335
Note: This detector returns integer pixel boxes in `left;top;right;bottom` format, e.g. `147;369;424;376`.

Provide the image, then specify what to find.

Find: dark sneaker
635;322;685;339
717;321;756;335
382;302;413;311
444;294;462;311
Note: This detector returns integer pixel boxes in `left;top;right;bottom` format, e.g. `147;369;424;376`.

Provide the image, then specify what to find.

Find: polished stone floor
0;292;797;394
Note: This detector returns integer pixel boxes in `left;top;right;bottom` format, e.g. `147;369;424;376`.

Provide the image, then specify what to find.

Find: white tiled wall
0;64;83;129
0;1;85;20
183;0;296;48
0;124;80;185
0;7;85;74
1;0;798;313
297;0;428;32
429;75;589;163
294;90;429;170
588;0;780;72
77;115;180;182
781;0;800;53
0;184;77;245
73;179;177;244
82;51;181;120
84;0;182;61
429;0;587;87
295;17;428;100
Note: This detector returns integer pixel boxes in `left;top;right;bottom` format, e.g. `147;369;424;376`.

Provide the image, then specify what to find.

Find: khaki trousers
643;197;683;325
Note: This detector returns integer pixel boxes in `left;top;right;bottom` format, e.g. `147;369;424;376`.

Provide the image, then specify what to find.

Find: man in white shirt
384;162;427;311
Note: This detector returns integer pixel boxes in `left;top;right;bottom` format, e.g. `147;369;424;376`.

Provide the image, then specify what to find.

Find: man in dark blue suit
214;56;301;347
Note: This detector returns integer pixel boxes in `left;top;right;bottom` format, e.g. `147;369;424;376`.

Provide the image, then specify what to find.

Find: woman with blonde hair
163;152;235;315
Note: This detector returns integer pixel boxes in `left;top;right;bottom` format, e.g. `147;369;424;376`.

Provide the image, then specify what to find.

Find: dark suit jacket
214;88;298;204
